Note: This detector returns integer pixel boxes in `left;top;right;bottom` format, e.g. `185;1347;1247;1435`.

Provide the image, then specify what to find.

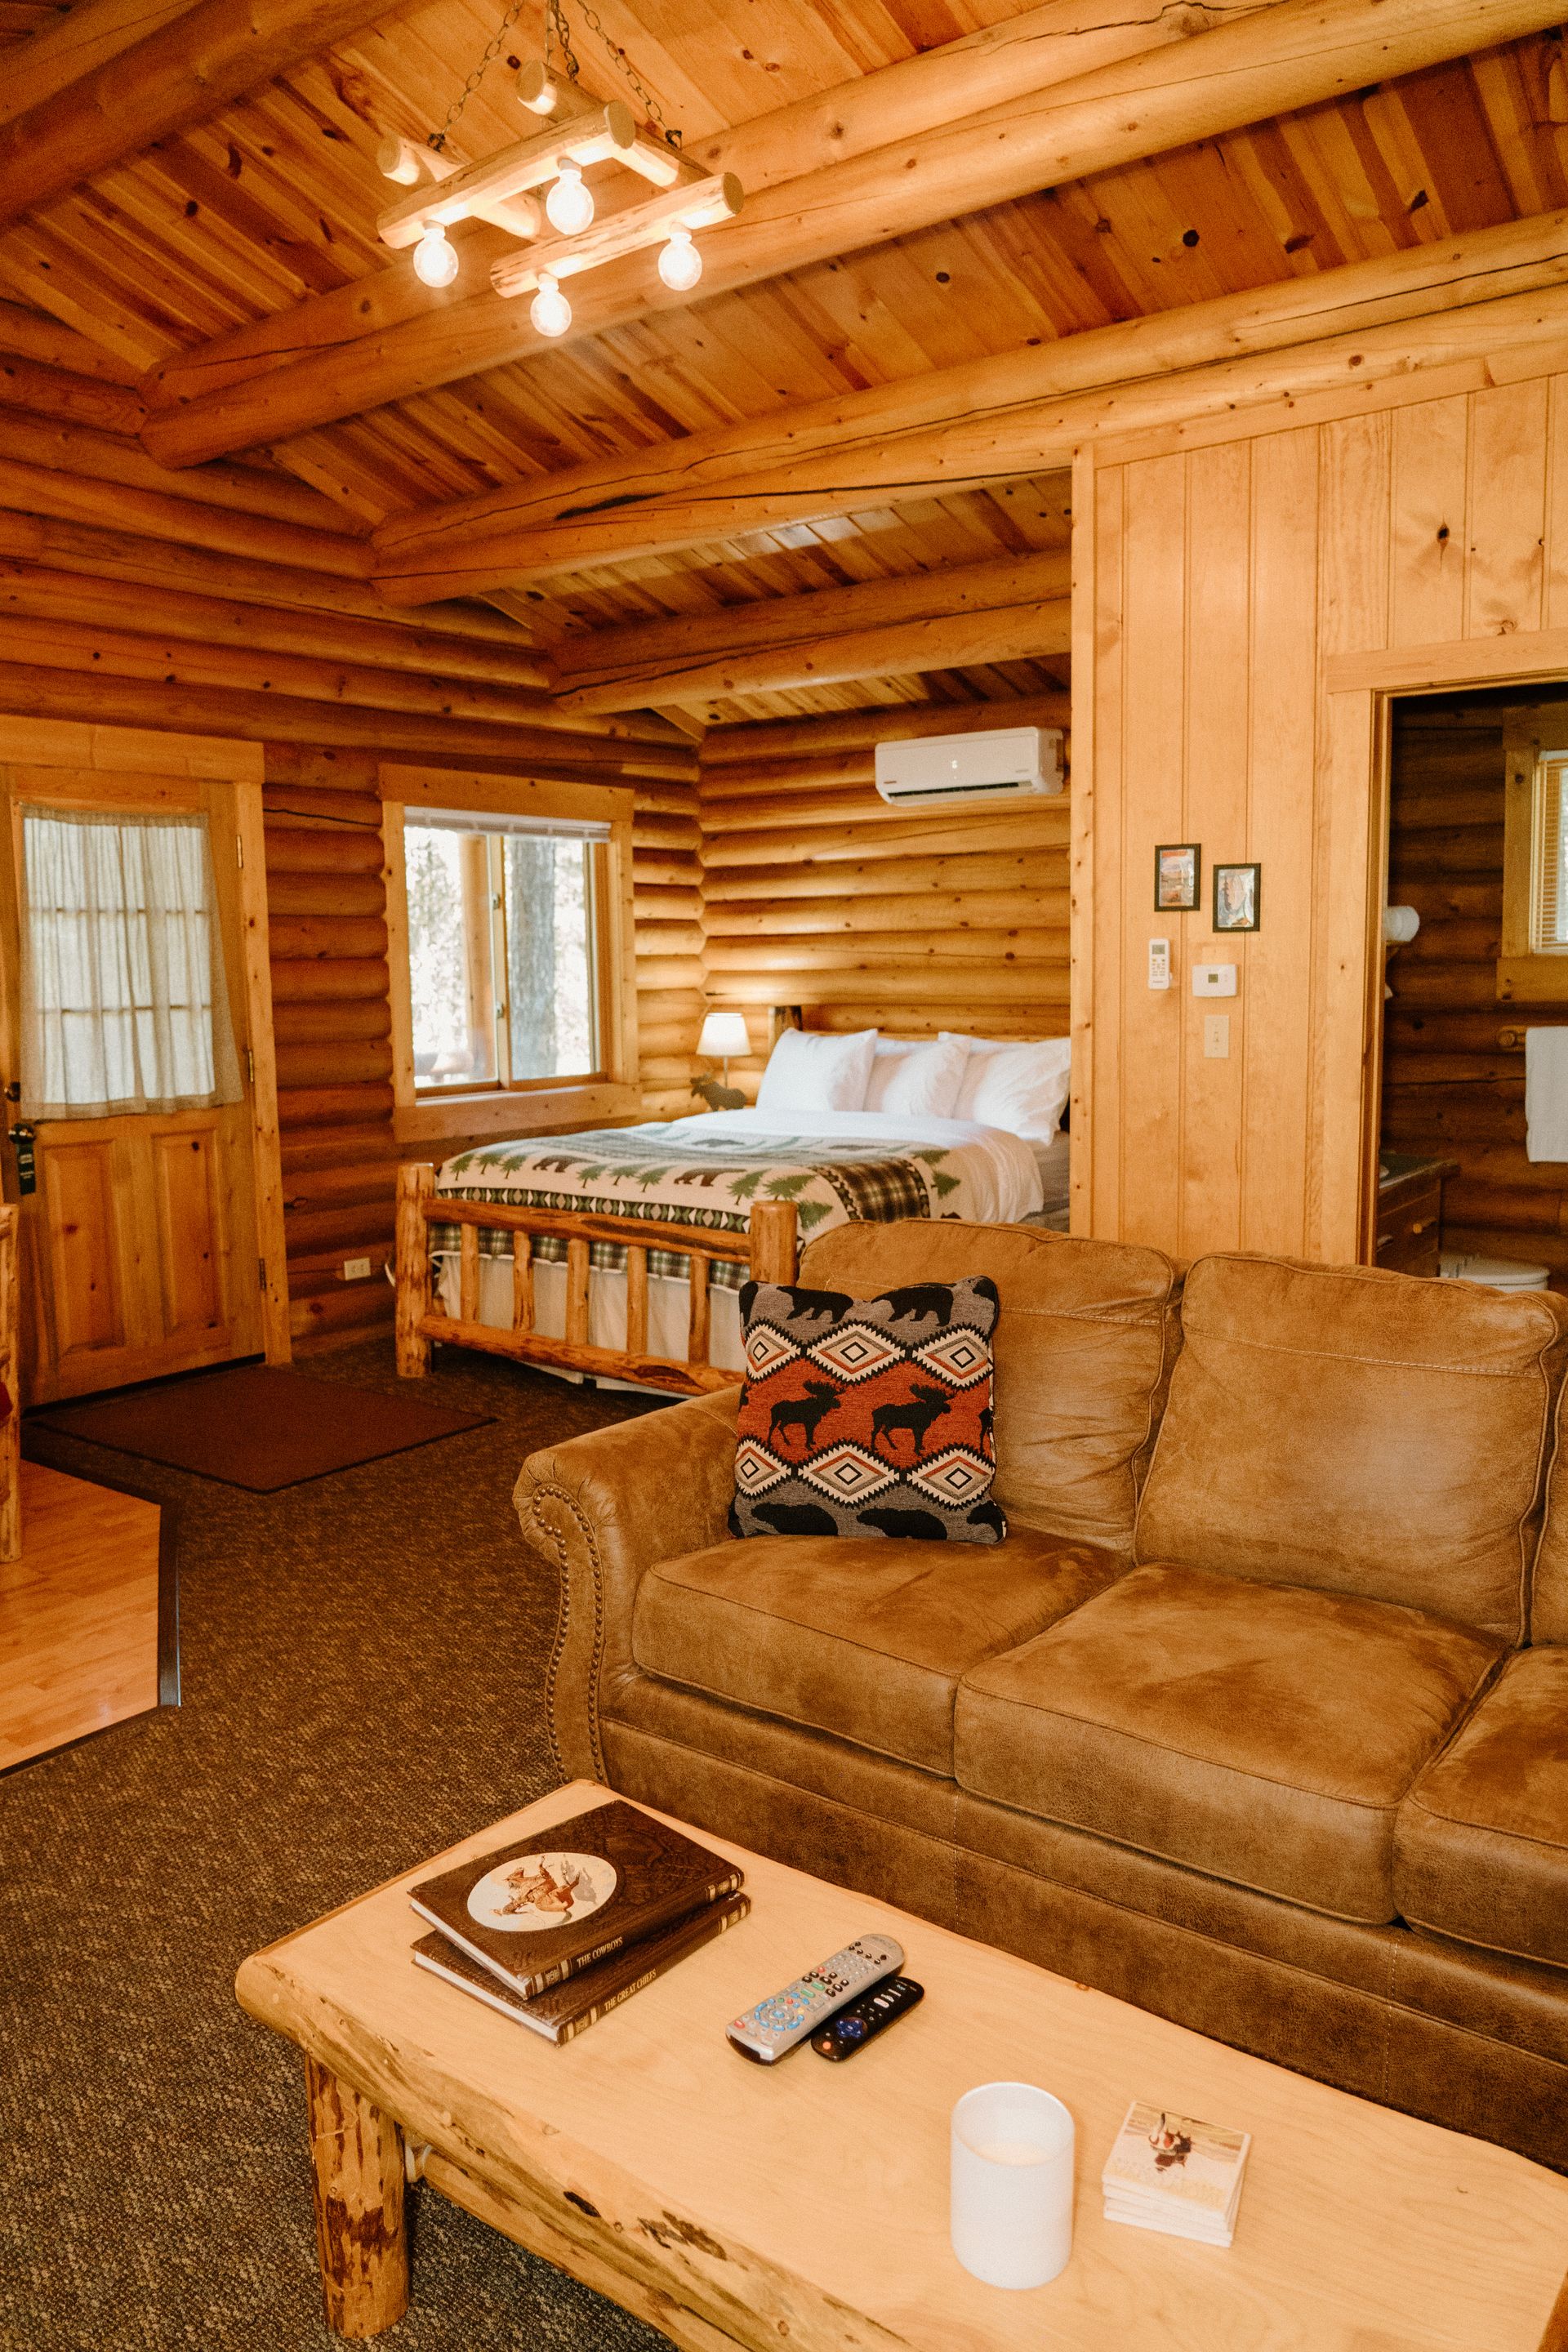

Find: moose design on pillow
730;1275;1004;1545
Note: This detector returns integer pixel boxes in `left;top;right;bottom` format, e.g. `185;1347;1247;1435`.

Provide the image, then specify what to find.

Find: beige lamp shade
699;1011;751;1058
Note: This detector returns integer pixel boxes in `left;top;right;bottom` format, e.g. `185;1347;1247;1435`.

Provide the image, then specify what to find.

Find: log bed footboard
393;1162;798;1395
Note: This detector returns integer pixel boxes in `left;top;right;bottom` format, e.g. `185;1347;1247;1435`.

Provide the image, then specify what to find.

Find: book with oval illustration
408;1798;743;1999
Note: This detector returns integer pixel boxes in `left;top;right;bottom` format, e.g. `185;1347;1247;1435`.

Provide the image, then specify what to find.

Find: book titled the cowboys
412;1891;751;2044
408;1799;743;2001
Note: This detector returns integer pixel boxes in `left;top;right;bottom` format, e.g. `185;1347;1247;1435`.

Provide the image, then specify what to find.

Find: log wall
697;697;1073;1085
0;347;701;1351
1382;695;1568;1287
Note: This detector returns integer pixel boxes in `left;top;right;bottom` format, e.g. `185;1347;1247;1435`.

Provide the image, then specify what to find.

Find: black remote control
810;1975;924;2060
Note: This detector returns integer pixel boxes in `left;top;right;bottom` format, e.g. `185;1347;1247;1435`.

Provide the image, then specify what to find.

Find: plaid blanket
430;1123;969;1293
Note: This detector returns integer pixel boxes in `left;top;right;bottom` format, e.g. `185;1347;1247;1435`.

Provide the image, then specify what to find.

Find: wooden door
0;726;288;1402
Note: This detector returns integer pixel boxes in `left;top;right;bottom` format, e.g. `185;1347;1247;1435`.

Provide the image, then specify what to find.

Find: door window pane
504;835;597;1080
405;826;497;1088
19;807;242;1120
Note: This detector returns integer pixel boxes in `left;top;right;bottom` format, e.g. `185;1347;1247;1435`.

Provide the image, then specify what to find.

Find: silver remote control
725;1934;904;2064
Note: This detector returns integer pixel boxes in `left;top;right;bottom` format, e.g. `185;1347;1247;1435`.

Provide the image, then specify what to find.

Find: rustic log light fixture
373;5;742;336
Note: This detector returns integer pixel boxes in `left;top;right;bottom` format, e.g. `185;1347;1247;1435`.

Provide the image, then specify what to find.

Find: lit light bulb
412;224;458;287
545;162;595;234
530;271;572;337
657;226;702;292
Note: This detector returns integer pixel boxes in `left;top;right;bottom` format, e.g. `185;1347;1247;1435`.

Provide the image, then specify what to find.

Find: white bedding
434;1107;1047;1385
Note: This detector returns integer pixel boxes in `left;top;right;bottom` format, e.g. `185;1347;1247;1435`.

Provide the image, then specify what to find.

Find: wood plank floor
0;1460;164;1771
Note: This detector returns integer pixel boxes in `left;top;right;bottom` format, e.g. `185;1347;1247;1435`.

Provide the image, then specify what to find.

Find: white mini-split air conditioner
873;725;1065;810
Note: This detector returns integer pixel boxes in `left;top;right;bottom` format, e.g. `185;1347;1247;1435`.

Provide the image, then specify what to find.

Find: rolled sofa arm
514;1388;739;1784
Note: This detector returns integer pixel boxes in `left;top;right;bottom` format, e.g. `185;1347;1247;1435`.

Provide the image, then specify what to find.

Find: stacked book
1101;2100;1251;2247
408;1797;748;2046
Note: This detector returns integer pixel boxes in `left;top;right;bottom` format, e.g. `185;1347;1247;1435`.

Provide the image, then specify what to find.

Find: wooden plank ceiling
0;0;1563;721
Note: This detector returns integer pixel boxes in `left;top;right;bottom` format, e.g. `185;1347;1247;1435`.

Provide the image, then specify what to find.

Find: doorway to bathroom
1379;684;1568;1298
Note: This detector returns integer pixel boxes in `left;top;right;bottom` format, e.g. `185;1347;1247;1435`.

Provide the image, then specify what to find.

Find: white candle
951;2082;1075;2289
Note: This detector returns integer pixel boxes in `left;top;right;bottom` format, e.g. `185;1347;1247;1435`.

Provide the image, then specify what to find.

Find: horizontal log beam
140;0;1558;467
555;552;1071;709
0;0;399;230
0;660;694;777
0;501;543;646
0;555;552;692
0;402;354;531
0;0;205;130
701;851;1063;901
0;351;145;434
372;207;1568;598
0;447;372;575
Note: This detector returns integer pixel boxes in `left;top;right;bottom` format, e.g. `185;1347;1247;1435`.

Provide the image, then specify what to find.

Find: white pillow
942;1033;1071;1138
863;1036;967;1118
756;1027;878;1115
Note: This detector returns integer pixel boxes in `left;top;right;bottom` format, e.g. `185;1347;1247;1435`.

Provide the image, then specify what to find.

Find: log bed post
749;1200;798;1286
394;1162;435;1378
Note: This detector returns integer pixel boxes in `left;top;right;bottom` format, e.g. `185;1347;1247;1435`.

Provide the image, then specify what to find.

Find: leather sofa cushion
1134;1254;1568;1642
632;1527;1122;1776
799;1222;1180;1553
1525;1380;1568;1643
954;1562;1503;1922
1396;1649;1568;1970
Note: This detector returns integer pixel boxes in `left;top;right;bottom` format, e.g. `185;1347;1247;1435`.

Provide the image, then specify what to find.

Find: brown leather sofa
514;1223;1568;2172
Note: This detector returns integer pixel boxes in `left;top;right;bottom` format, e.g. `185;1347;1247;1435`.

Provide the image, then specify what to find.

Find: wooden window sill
394;1080;642;1146
1496;956;1568;1005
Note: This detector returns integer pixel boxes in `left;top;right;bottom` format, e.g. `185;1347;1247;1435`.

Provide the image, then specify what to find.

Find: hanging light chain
553;0;681;148
430;0;527;152
544;0;581;85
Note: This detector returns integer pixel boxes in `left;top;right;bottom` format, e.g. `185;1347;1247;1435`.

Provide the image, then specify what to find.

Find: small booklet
1101;2100;1251;2248
408;1798;742;2002
412;1890;751;2043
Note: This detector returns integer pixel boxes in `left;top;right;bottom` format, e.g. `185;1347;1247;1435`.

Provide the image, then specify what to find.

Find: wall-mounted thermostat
1192;963;1237;997
1148;938;1171;991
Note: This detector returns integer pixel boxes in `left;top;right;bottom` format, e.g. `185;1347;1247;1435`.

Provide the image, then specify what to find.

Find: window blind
1534;754;1568;953
410;806;610;842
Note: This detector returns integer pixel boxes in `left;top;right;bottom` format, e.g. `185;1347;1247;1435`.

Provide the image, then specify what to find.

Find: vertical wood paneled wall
697;697;1073;1083
1077;359;1568;1267
1382;696;1568;1283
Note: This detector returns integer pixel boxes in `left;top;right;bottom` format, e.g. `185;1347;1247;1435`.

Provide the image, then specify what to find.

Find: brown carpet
29;1363;491;1490
1;1342;678;2351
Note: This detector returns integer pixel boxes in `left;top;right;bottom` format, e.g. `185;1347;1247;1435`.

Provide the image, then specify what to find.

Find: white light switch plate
1148;938;1171;990
1204;1014;1231;1059
341;1256;373;1281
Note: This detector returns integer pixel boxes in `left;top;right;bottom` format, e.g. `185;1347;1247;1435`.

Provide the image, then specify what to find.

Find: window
18;805;242;1119
1499;718;1568;1003
403;809;608;1093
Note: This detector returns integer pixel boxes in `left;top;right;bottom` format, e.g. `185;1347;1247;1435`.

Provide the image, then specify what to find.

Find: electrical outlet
1148;938;1171;990
341;1256;373;1281
1203;1014;1231;1060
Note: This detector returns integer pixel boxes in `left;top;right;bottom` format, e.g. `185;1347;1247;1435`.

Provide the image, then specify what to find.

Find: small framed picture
1214;862;1261;933
1154;844;1200;912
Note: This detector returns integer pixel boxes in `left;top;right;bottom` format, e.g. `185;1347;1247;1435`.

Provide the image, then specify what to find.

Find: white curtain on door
18;806;243;1120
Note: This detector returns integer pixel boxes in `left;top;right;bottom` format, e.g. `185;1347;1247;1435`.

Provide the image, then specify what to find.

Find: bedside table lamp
693;1010;751;1111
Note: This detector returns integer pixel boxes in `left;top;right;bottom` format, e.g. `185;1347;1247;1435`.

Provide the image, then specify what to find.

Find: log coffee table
237;1780;1568;2350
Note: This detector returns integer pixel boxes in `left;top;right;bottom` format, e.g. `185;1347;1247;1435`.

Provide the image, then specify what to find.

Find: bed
394;1028;1071;1396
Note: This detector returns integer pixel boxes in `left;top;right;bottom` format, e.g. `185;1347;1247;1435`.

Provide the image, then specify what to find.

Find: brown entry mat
30;1365;492;1492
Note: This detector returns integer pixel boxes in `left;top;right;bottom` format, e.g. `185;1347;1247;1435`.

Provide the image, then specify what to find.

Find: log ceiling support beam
0;0;404;233
553;550;1072;710
136;0;1560;468
372;209;1568;599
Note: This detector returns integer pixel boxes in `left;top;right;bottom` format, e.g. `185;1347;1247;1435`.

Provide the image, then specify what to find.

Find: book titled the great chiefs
408;1799;743;2001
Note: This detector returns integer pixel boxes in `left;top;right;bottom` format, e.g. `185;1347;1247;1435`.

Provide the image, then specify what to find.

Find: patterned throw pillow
731;1276;1004;1544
